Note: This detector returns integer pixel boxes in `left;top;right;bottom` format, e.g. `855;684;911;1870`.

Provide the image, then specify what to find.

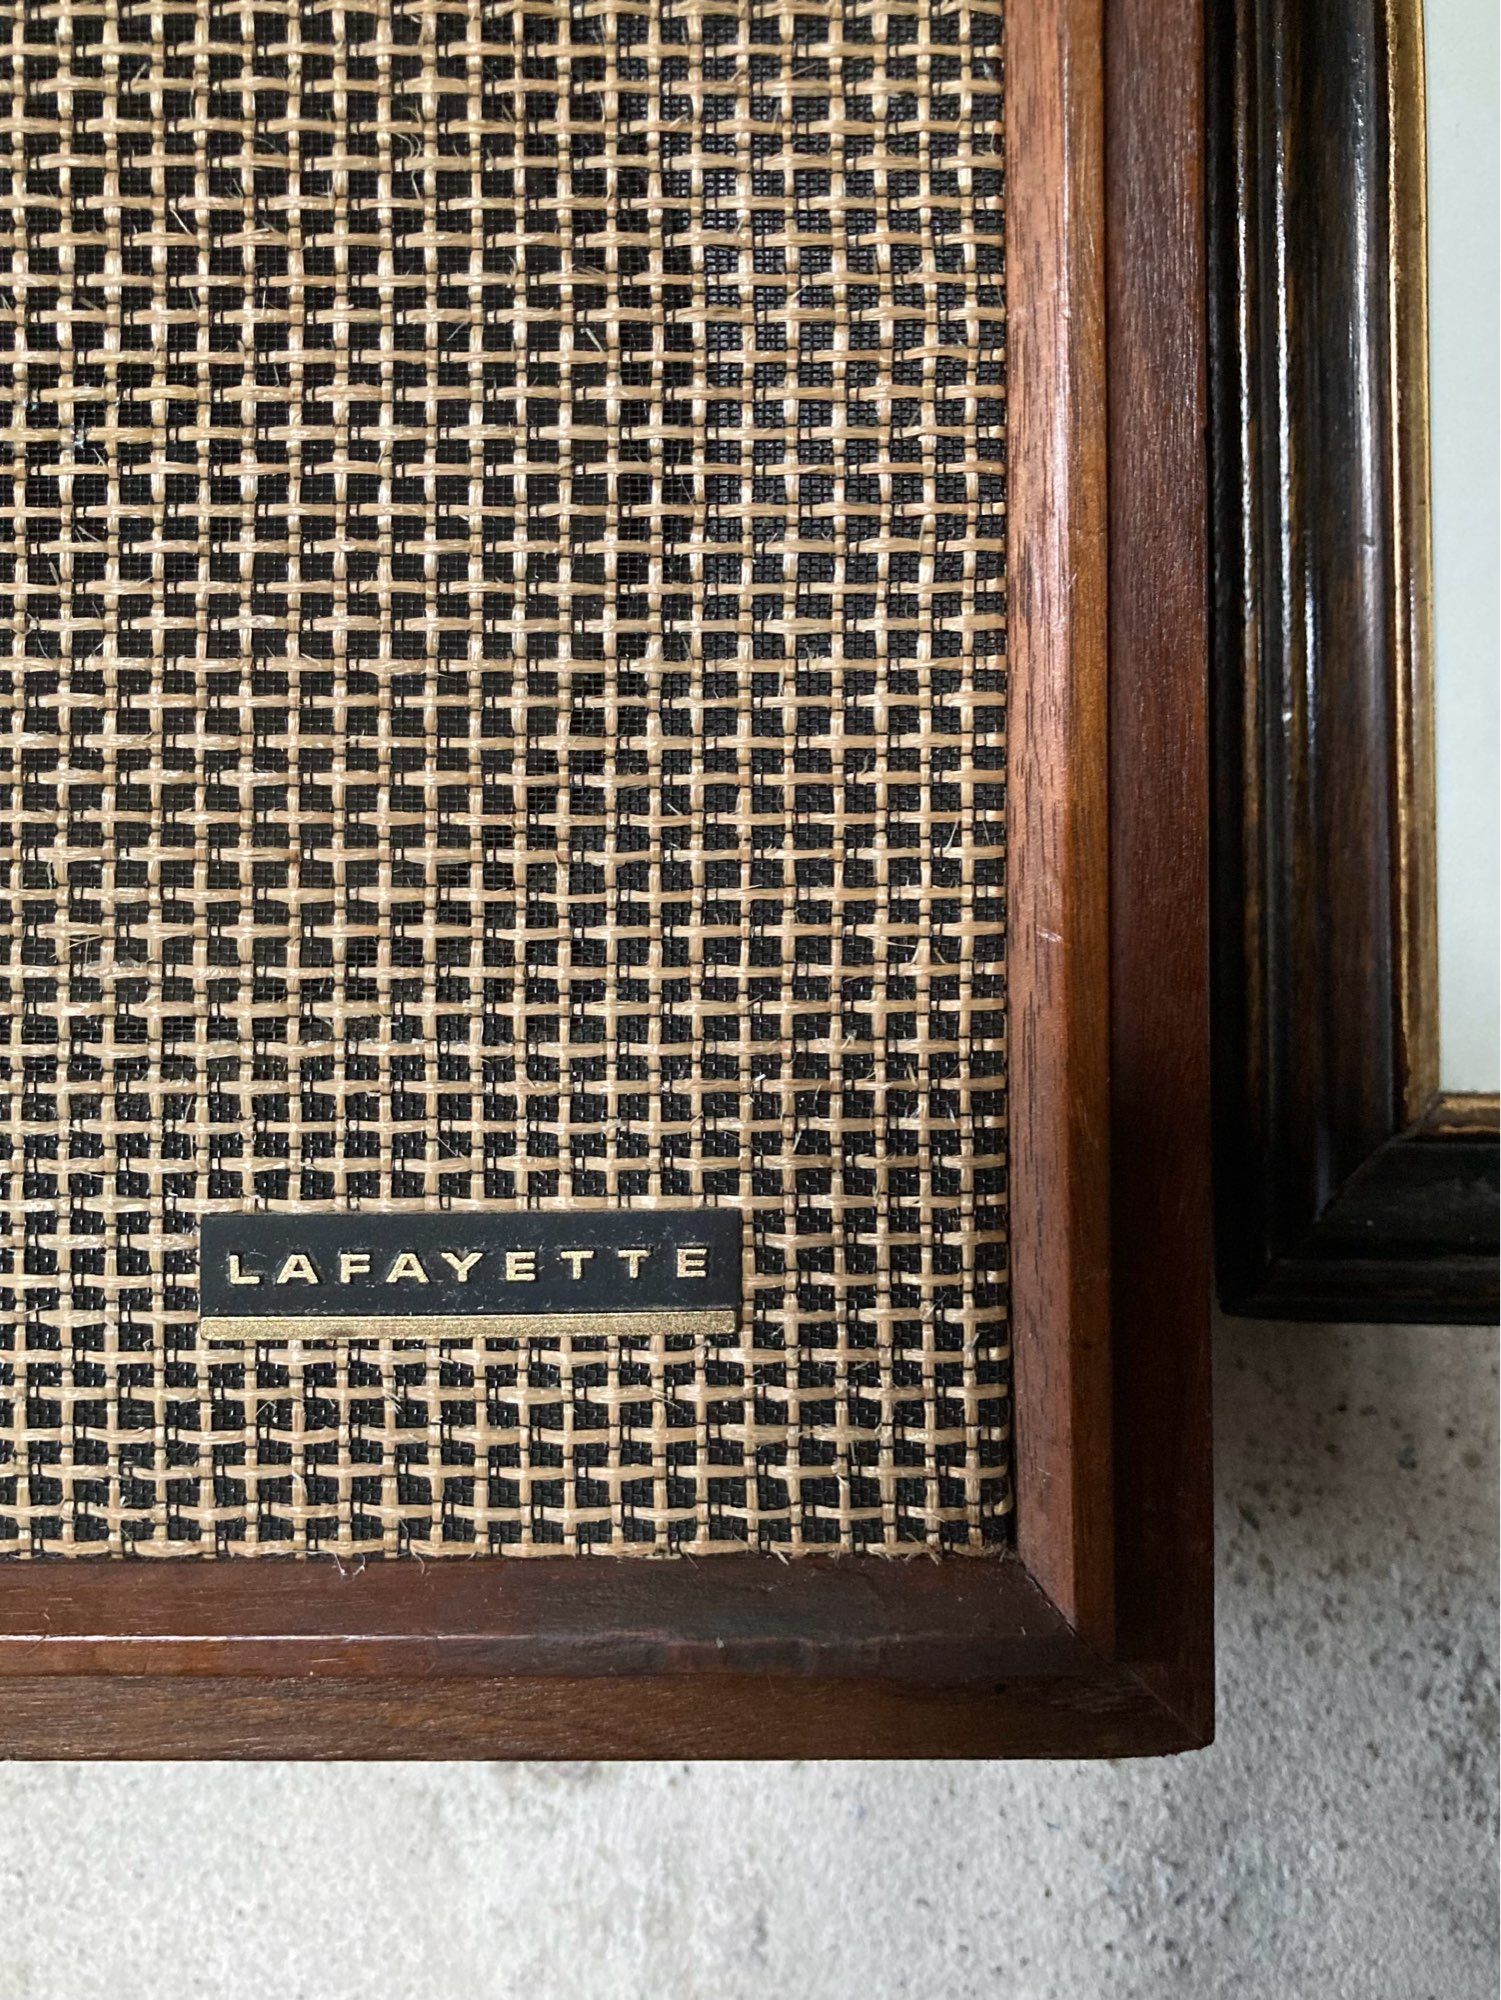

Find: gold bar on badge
199;1309;739;1345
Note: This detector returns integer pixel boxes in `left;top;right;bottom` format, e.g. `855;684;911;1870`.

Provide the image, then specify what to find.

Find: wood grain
0;1664;1195;1761
1103;0;1214;1739
1005;0;1115;1651
0;1556;1073;1684
1208;0;1499;1322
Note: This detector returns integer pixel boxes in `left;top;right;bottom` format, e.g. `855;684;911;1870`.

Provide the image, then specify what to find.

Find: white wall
1;1315;1495;2000
1427;0;1501;1091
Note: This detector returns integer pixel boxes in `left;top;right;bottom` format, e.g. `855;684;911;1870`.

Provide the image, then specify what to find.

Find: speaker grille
0;0;1009;1555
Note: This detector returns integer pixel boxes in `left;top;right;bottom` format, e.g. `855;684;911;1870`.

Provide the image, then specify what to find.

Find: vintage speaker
0;0;1211;1756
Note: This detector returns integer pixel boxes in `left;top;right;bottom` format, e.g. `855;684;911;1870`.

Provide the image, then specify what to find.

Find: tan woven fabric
0;0;1009;1555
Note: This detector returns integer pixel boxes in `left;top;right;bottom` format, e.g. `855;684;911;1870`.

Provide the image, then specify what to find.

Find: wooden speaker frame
0;0;1213;1759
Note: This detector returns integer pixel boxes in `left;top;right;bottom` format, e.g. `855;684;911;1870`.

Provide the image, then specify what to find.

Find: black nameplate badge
198;1211;742;1345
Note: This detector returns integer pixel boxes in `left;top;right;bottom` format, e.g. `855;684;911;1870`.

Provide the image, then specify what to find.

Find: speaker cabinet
0;0;1212;1757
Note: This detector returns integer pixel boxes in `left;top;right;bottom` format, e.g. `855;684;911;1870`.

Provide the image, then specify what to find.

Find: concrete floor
0;1314;1495;2000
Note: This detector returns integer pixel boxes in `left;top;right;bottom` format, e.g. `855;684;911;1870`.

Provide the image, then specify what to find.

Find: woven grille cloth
0;0;1009;1555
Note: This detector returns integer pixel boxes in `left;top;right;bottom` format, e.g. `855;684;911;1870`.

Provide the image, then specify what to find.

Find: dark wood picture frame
0;0;1213;1758
1209;0;1500;1323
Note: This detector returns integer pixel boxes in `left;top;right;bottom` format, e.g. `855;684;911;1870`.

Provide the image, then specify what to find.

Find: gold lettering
505;1249;538;1282
616;1248;650;1280
385;1252;429;1284
440;1251;485;1283
560;1248;595;1280
276;1254;320;1285
226;1255;261;1288
338;1252;372;1283
676;1245;709;1280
